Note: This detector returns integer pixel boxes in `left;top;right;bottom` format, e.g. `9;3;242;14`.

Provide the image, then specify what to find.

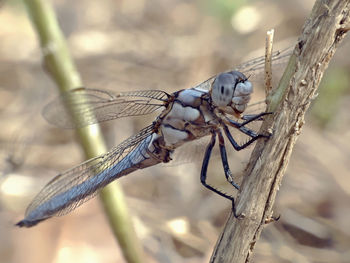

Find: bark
210;0;350;262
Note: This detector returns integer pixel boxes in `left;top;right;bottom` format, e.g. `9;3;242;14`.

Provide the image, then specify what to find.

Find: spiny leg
217;130;239;190
226;112;272;138
200;131;240;218
223;124;267;151
241;112;272;123
241;112;272;126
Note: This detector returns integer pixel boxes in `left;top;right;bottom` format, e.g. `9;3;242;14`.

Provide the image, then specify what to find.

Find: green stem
22;0;144;262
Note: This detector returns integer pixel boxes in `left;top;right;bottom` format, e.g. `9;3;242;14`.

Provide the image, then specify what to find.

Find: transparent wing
235;46;293;75
193;46;293;91
19;125;155;226
43;88;169;128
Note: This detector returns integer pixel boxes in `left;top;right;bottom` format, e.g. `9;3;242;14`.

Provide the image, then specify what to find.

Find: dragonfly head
210;71;253;116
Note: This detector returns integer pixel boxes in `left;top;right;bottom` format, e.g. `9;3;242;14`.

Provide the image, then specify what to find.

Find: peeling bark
210;0;350;262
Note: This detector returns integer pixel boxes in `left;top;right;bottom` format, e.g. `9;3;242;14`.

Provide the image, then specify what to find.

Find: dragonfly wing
42;88;169;128
16;125;157;227
235;46;293;75
193;46;293;91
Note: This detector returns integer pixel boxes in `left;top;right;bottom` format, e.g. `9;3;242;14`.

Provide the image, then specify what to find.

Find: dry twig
210;0;350;262
264;29;274;98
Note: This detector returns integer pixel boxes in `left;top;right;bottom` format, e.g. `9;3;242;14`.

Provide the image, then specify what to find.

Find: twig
210;0;350;262
264;29;274;100
22;1;144;262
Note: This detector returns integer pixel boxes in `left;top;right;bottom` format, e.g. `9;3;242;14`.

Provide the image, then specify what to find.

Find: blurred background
0;0;349;262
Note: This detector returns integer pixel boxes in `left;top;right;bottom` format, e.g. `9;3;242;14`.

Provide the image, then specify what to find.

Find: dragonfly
16;47;292;227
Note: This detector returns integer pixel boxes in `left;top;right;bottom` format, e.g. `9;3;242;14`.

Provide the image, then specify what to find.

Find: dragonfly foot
230;182;240;190
232;199;245;219
240;112;273;126
265;214;281;224
242;112;273;122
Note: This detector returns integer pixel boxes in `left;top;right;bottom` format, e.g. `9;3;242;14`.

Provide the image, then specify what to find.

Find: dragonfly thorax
210;71;253;115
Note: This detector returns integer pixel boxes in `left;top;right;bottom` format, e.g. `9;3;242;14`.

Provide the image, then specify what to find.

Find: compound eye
211;73;235;107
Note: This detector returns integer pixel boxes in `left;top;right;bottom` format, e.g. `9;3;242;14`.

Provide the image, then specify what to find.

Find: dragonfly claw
232;198;245;219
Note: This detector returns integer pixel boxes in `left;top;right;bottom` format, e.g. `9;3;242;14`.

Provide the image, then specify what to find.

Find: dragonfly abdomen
17;132;168;227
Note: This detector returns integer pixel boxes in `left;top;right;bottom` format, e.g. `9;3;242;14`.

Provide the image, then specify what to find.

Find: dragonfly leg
223;124;268;151
217;130;240;190
200;131;241;218
241;112;272;123
227;112;272;138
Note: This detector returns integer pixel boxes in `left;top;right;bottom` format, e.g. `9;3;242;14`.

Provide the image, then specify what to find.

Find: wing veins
43;88;168;128
194;46;293;91
25;125;155;217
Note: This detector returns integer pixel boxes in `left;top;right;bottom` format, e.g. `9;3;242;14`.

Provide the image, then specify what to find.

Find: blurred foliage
5;0;25;10
201;0;246;21
311;68;350;128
